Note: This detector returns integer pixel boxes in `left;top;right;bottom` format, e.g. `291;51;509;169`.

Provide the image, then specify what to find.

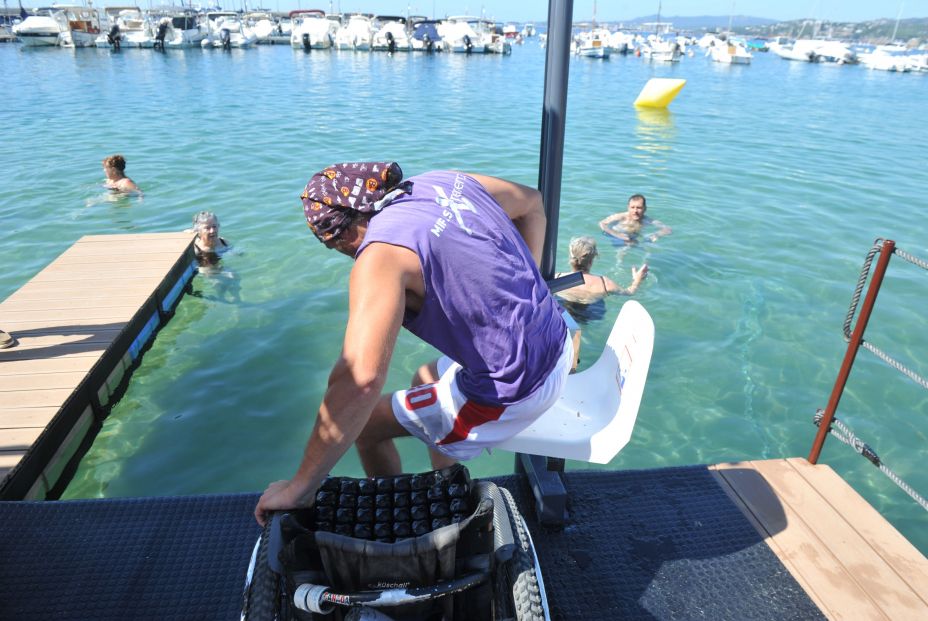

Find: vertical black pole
516;0;574;526
538;0;574;281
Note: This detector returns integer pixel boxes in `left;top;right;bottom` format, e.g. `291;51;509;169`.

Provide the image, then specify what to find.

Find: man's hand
254;479;315;526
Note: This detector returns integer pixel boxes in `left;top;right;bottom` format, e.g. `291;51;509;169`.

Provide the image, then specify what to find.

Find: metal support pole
515;0;574;527
538;0;573;281
808;239;895;464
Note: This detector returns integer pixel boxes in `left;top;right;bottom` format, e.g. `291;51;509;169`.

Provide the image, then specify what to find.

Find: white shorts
392;331;573;460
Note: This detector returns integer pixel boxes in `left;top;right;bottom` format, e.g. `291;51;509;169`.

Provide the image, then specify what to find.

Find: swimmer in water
599;194;671;244
102;154;140;193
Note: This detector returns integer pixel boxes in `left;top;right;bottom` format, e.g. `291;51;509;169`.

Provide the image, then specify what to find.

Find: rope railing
841;239;928;391
814;410;928;512
811;238;927;512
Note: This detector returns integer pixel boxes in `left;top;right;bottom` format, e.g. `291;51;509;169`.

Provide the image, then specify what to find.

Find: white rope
842;239;928;390
814;410;928;512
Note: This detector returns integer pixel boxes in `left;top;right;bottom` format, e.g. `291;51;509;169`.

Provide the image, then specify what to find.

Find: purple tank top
357;171;566;405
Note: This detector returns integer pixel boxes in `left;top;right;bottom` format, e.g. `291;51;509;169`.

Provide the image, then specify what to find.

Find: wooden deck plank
0;308;137;323
786;458;928;606
0;451;27;479
0;427;44;452
0;408;59;429
0;389;78;409
42;252;191;267
0;343;108;361
2;330;122;348
30;268;178;282
0;356;99;375
0;296;146;311
712;460;888;620
78;233;193;242
0;372;88;391
63;241;193;256
10;280;166;294
751;458;927;619
5;287;158;302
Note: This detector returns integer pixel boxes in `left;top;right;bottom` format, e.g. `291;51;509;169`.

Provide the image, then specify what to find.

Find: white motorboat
521;23;536;37
289;10;334;50
335;13;372;50
95;7;153;49
201;12;257;49
440;16;486;54
575;29;610;59
480;20;511;55
370;15;410;52
12;9;66;47
813;40;858;64
707;39;752;64
859;48;911;72
266;18;292;45
244;11;276;44
644;37;682;62
410;19;442;52
162;11;206;49
56;5;101;48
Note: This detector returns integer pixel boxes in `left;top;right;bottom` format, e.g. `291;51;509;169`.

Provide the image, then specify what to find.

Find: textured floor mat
0;467;824;620
0;493;260;621
494;466;825;621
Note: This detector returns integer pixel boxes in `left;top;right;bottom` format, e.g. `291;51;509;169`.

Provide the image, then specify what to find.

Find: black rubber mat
495;466;826;621
0;468;824;620
0;493;261;621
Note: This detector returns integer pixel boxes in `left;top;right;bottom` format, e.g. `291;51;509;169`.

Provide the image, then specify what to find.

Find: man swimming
599;194;671;244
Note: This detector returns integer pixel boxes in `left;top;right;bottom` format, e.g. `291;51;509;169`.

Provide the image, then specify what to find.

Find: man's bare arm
254;244;412;524
600;213;630;240
466;173;546;267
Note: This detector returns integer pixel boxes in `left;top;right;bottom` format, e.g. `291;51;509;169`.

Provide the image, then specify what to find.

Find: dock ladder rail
809;238;928;513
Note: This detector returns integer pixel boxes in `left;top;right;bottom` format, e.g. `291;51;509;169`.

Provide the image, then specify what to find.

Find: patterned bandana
301;161;410;243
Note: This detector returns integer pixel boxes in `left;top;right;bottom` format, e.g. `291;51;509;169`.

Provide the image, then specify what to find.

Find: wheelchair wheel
494;487;547;621
243;523;288;621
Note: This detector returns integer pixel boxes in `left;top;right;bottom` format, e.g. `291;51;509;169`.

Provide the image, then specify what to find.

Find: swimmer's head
192;211;220;244
568;236;599;272
627;194;647;220
102;154;127;173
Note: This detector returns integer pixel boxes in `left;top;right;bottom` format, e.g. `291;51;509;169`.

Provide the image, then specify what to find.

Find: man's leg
355;393;410;477
412;360;460;470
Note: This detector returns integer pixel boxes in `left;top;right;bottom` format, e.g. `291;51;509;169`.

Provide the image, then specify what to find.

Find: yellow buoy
633;78;686;108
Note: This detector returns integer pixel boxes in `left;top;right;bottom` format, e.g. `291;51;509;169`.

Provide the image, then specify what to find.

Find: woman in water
191;211;229;262
556;236;648;322
102;154;140;193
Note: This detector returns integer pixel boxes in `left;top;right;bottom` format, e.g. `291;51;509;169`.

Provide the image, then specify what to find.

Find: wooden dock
0;233;196;500
713;458;928;620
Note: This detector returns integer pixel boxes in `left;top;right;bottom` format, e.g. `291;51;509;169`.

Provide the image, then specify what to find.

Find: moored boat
11;8;66;47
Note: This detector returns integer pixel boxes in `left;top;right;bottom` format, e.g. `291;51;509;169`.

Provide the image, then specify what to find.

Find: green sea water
1;43;926;553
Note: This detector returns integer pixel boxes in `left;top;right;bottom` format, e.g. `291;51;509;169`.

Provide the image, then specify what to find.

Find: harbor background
1;42;926;553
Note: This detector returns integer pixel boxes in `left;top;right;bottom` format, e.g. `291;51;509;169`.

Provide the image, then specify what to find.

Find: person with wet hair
558;236;647;300
191;211;229;257
599;194;671;244
101;154;140;193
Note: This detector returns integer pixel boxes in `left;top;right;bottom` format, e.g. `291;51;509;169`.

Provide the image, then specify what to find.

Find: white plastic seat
497;300;655;464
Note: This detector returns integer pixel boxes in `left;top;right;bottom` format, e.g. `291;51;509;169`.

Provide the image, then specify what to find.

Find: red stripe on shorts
437;401;506;446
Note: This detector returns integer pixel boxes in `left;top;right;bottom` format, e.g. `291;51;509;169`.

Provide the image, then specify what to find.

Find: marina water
1;42;926;553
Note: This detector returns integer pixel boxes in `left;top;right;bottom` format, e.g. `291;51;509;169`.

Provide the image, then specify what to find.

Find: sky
14;1;921;23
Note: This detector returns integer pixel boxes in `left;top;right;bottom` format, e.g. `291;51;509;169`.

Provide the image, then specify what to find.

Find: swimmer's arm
648;218;672;241
467;173;546;267
600;213;631;241
609;264;648;295
255;244;407;524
